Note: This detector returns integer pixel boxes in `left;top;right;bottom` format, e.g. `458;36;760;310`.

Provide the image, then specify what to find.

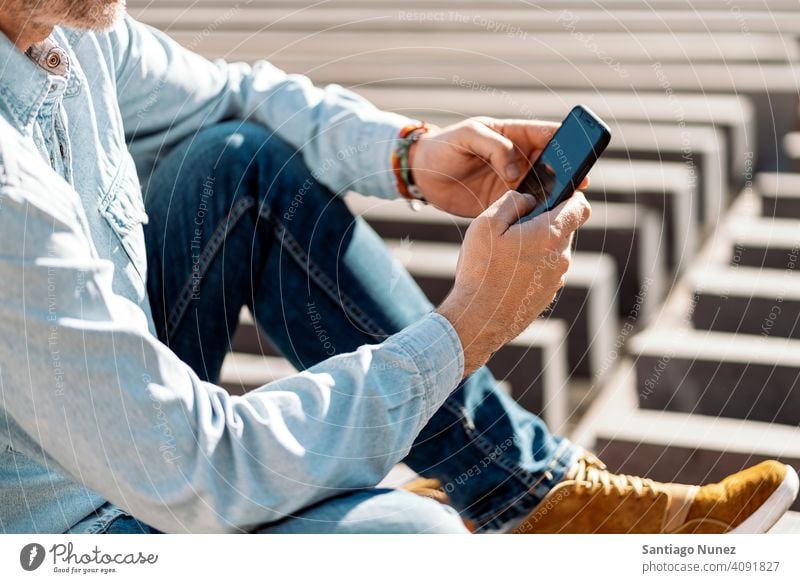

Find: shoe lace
569;453;665;499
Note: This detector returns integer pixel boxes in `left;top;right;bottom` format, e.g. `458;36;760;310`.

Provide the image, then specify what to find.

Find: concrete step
515;252;619;380
599;122;725;225
230;308;280;357
629;328;800;425
782;131;800;162
489;320;570;430
728;217;800;271
758;172;800;219
586;160;699;272
691;265;800;339
572;202;665;322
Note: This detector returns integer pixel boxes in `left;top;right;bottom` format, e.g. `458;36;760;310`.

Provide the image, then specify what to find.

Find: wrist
436;294;504;377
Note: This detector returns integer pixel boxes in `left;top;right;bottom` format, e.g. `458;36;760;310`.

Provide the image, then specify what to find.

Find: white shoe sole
728;464;799;534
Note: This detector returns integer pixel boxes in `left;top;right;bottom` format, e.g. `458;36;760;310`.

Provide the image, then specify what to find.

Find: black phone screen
517;106;610;222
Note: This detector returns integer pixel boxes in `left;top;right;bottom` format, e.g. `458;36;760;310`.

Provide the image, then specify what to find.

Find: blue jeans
74;121;578;534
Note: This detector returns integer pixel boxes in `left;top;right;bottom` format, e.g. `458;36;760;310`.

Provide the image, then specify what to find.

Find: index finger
480;118;560;154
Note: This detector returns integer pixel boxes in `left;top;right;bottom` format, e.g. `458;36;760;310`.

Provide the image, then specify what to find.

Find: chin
63;0;126;31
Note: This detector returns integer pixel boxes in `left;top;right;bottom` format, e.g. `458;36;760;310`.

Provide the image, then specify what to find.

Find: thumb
482;190;538;231
461;120;523;182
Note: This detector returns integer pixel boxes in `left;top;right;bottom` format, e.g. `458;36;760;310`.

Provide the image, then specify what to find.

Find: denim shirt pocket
98;155;150;283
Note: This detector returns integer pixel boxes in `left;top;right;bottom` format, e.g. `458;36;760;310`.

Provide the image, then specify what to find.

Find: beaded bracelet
392;122;431;209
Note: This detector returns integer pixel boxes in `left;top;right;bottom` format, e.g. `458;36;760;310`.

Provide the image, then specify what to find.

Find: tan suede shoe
514;453;799;534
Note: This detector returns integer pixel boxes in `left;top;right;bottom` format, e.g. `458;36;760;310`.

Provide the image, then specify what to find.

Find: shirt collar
0;30;71;131
26;36;71;77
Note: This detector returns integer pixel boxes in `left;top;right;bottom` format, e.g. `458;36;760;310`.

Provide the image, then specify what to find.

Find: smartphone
516;105;611;223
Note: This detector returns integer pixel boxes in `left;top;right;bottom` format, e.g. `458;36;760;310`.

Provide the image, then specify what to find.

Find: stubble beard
18;0;125;31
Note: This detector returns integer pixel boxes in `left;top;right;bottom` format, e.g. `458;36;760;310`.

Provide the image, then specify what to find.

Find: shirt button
46;52;61;69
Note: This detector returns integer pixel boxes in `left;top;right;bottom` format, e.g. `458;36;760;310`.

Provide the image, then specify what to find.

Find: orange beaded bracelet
391;122;431;206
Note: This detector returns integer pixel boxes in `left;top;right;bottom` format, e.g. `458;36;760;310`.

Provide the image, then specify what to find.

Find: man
0;0;796;534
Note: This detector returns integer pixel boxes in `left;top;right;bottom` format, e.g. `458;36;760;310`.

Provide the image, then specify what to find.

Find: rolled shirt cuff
357;110;419;200
387;310;465;432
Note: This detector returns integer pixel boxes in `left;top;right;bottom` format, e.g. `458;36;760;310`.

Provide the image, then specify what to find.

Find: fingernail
505;162;521;180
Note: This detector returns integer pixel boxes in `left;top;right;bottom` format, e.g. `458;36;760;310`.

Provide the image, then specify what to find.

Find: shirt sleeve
106;14;413;200
0;126;464;533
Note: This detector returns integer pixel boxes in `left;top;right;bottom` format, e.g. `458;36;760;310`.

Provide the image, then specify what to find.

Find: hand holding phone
516;105;611;223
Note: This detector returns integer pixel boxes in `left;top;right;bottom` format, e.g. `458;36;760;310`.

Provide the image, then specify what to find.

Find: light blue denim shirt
0;15;464;533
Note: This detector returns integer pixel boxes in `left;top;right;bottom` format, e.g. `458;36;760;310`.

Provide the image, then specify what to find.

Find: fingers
460;120;524;182
543;191;592;238
484;118;560;152
482;190;538;230
516;191;591;244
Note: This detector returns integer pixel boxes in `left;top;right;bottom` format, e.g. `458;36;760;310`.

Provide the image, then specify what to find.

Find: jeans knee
262;489;471;534
202;121;296;174
402;497;470;534
201;121;329;215
370;491;470;534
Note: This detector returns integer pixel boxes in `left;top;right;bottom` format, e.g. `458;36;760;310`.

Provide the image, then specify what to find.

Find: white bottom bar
2;534;800;582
